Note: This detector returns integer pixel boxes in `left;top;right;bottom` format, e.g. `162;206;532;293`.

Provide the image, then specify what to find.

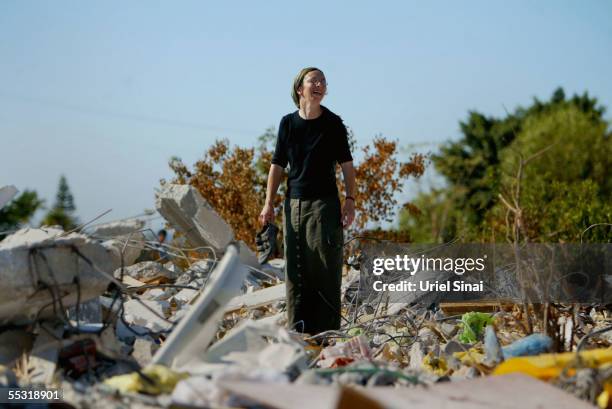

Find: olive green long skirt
283;196;344;334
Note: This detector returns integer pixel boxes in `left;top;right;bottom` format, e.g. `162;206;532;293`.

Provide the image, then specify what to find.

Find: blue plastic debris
502;333;553;359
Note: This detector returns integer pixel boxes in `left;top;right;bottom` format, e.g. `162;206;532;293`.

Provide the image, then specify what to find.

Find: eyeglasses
305;77;327;86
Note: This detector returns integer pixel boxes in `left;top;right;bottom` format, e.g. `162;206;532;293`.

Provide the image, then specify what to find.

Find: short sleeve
271;116;289;168
336;117;353;164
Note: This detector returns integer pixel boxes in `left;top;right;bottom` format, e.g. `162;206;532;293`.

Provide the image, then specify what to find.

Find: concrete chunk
88;219;145;237
156;184;233;252
115;261;179;282
225;284;286;313
123;299;172;332
155;184;260;269
0;227;118;325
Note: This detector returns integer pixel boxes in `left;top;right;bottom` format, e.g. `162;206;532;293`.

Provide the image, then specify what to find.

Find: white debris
88;219;145;238
155;184;260;269
156;184;233;252
0;227;118;325
115;261;179;282
152;245;248;369
142;288;173;301
172;288;199;306
123;299;172;332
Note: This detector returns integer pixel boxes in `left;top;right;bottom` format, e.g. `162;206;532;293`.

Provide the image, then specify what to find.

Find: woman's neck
299;102;322;119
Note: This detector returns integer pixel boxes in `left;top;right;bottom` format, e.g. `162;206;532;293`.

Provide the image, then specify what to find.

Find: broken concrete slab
152;244;248;370
131;338;157;368
67;297;102;325
123;299;172;332
0;227;119;325
156;184;233;252
222;342;308;373
224;283;286;313
142;288;173;301
88;219;145;238
205;319;303;368
155;184;260;269
103;231;147;267
172;288;199;306
0;185;18;210
115;261;179;282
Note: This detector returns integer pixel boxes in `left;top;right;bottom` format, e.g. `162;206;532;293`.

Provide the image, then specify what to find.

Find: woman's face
298;70;327;104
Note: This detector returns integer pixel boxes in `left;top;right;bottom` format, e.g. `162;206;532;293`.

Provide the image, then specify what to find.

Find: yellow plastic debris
494;348;612;380
104;364;189;395
422;352;449;376
597;381;612;409
453;348;485;366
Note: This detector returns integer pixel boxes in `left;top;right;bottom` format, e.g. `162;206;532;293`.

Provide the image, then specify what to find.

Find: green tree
0;190;44;240
401;88;611;242
42;175;79;230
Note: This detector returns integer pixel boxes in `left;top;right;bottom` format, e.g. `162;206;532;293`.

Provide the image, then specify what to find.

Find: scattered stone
123;299;172;332
172;288;199;306
89;219;145;238
117;261;179;282
155;184;260;268
142;288;173;301
440;322;458;338
132;338;158;367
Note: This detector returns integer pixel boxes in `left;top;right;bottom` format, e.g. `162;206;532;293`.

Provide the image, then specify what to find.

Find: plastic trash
484;325;504;365
493;348;612;380
104;365;189;395
502;333;552;359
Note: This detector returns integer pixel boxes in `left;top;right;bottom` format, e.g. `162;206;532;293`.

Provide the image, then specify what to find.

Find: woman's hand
259;203;275;225
341;199;355;228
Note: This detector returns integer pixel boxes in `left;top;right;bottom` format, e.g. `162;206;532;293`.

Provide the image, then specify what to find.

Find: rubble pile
0;184;610;409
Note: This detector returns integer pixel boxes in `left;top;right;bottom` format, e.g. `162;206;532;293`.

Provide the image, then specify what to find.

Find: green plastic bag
458;312;493;343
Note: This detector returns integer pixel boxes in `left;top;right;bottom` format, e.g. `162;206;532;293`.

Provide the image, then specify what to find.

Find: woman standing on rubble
259;67;356;335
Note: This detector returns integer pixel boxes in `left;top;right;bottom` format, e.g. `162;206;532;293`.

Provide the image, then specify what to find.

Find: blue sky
1;1;611;229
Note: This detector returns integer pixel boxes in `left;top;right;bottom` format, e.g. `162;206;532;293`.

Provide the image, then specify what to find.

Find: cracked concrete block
155;184;261;269
89;219;145;238
123;299;172;332
0;185;18;210
67;297;103;324
172;288;200;306
156;184;233;251
142;288;173;301
0;227;119;325
132;338;158;367
103;231;147;267
115;261;179;282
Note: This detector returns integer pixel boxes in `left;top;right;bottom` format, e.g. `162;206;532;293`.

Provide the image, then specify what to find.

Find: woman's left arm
340;161;356;228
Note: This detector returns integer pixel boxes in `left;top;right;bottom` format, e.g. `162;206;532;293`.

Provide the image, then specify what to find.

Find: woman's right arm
259;164;283;225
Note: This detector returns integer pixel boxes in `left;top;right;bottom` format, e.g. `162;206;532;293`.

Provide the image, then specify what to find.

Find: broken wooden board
219;373;595;409
224;283;285;313
440;300;514;316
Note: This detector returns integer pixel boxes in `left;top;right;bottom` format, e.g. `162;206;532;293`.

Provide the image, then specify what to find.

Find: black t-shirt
272;106;353;199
